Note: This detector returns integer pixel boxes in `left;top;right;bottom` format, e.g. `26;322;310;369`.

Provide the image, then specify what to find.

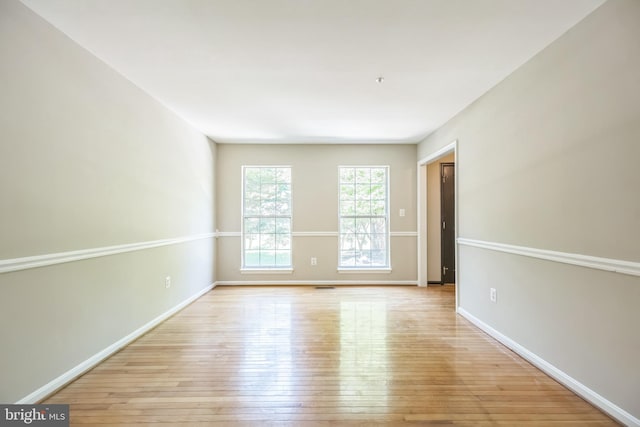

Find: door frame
417;140;458;309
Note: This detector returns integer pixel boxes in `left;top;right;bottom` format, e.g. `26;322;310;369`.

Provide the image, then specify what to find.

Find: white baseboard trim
457;307;639;427
458;238;640;278
215;280;417;286
16;283;215;404
1;232;216;275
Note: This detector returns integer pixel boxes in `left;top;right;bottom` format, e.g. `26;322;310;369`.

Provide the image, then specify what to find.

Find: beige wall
426;153;455;282
216;144;417;283
0;0;216;403
418;0;640;421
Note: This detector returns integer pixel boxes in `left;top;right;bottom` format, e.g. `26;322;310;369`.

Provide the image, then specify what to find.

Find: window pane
244;189;261;215
244;234;259;250
340;168;355;183
371;168;386;183
259;217;276;233
245;250;260;267
275;201;290;216
260;233;275;250
354;233;371;250
261;168;276;184
356;168;370;183
371;183;385;200
355;250;371;266
260;184;276;215
355;200;371;216
340;184;354;200
260;250;276;265
261;183;276;197
276;184;291;215
242;166;292;268
372;200;385;215
338;166;389;268
245;168;261;186
355;217;371;233
340;233;356;251
340;218;356;234
275;167;290;182
275;250;291;266
371;218;386;234
370;234;386;250
340;201;355;216
371;250;386;265
275;218;290;234
355;183;370;200
244;218;260;234
340;251;356;266
244;202;260;216
275;234;290;250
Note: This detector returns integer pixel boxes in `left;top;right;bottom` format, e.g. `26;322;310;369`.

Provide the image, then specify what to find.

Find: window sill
240;268;294;275
337;268;392;274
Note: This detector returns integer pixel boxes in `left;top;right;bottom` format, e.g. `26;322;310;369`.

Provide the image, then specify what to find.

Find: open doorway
417;141;458;307
440;162;455;284
425;154;455;284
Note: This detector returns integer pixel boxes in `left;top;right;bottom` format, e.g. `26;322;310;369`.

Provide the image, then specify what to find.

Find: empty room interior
1;0;639;425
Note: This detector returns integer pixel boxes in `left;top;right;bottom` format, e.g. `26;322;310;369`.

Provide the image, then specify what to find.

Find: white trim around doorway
417;140;458;308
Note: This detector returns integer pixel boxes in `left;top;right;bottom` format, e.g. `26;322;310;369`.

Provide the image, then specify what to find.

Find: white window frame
241;165;292;271
338;165;390;270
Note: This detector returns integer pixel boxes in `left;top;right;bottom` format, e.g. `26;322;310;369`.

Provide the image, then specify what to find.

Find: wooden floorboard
44;285;619;426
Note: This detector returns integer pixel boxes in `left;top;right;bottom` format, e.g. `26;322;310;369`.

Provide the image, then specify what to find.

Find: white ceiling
21;0;605;144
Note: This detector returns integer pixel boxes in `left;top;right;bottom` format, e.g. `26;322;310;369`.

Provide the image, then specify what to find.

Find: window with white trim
242;166;292;268
339;166;389;268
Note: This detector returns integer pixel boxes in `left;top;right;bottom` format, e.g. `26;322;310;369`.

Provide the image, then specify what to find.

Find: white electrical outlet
311;257;317;266
399;208;406;217
165;276;171;289
490;287;497;303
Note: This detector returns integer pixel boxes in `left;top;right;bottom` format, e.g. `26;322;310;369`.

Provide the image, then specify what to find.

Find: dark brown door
440;163;455;283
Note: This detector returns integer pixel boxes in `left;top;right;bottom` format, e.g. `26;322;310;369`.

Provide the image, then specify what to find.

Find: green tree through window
242;166;292;268
339;166;389;268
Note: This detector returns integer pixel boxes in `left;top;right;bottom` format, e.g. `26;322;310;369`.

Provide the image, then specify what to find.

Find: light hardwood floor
44;285;619;426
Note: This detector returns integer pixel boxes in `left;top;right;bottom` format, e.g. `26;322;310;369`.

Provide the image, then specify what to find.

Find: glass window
338;166;389;268
242;166;292;268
